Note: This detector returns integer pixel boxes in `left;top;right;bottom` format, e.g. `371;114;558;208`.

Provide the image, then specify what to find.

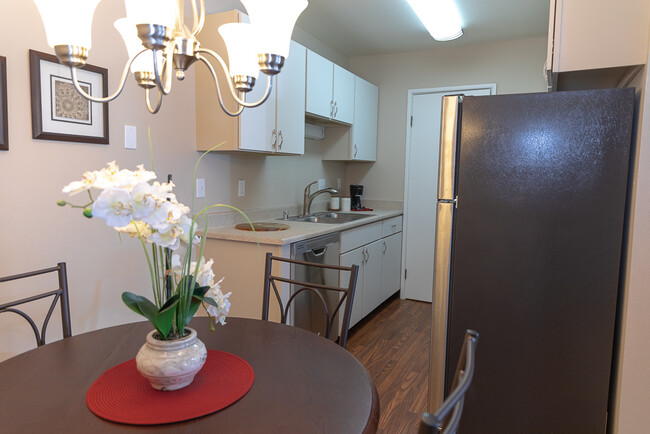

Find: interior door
402;85;494;302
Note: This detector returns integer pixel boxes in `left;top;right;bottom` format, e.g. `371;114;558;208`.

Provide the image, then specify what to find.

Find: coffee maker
350;185;363;210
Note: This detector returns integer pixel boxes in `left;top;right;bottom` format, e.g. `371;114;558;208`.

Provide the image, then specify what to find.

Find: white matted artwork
29;49;109;144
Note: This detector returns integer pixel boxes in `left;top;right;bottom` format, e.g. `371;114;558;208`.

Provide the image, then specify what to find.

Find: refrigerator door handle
429;200;455;412
438;95;462;201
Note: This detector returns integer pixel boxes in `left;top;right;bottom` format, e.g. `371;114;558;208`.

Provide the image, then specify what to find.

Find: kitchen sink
282;211;375;224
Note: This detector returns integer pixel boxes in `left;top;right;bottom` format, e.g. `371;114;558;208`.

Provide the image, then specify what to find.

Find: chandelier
33;0;309;115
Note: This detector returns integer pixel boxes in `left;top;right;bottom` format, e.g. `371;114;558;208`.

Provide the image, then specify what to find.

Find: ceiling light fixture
405;0;463;42
33;0;308;115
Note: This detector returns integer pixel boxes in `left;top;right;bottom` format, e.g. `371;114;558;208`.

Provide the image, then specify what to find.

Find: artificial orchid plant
59;157;237;340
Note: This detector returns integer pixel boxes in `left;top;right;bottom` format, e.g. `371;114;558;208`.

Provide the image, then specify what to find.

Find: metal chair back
0;262;71;347
420;329;479;434
262;252;359;348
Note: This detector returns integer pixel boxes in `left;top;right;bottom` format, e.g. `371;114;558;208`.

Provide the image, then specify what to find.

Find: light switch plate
196;178;205;198
337;178;342;189
238;179;245;197
318;178;326;190
125;125;137;149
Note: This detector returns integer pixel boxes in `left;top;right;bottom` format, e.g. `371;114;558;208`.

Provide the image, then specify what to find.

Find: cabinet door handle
278;130;283;150
330;100;334;117
271;129;277;150
333;101;339;117
382;241;387;254
364;248;369;263
354;144;358;158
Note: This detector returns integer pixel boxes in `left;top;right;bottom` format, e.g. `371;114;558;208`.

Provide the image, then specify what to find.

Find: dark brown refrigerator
430;89;635;432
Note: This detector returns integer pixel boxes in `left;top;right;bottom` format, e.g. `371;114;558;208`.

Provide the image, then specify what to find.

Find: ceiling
205;0;550;58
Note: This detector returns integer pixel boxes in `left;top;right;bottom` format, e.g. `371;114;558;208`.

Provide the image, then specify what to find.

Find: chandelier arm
69;52;142;103
145;87;164;114
196;47;274;108
190;0;205;37
152;48;174;95
196;54;244;117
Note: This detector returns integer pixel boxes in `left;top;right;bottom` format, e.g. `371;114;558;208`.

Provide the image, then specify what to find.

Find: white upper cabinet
196;10;305;154
546;0;650;89
351;76;379;161
322;75;379;162
306;50;355;125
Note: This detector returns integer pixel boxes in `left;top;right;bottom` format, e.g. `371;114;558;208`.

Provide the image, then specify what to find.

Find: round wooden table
0;317;379;433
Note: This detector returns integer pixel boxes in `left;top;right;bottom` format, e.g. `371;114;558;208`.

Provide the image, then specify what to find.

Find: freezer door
428;200;455;411
437;95;461;201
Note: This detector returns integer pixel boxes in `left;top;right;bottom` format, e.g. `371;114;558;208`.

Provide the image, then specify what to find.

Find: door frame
401;83;497;300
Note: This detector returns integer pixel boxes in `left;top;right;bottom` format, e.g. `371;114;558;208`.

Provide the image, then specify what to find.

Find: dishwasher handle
309;246;327;257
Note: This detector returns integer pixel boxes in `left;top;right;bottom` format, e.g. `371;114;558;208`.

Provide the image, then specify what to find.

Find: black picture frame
29;49;109;144
0;56;8;151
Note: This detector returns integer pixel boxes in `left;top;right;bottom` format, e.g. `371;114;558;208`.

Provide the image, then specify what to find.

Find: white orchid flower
114;220;152;238
206;277;230;325
148;224;182;250
191;257;216;288
130;182;161;220
92;188;134;228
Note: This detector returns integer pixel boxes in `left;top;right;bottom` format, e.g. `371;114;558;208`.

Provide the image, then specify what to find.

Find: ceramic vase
136;327;207;391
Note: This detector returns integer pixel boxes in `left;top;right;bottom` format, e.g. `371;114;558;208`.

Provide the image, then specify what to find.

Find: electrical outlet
318;178;326;190
238;179;245;197
337;178;342;189
196;178;205;198
125;125;137;149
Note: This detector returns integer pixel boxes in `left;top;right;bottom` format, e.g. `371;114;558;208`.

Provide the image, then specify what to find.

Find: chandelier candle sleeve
34;0;101;49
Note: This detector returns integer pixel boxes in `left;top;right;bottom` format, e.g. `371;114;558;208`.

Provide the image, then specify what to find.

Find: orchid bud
57;200;67;206
83;208;93;218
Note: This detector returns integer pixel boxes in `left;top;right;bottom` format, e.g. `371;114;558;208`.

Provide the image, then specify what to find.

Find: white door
402;85;495;302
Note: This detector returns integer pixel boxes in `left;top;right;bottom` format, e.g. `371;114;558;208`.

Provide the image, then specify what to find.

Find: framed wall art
0;55;8;150
29;49;109;144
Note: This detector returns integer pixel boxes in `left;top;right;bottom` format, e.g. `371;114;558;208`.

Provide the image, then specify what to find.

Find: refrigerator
430;88;635;432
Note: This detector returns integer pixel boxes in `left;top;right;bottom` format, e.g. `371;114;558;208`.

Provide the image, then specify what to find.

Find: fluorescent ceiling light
406;0;463;41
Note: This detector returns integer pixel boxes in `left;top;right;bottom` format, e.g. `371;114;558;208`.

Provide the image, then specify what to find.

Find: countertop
204;209;403;246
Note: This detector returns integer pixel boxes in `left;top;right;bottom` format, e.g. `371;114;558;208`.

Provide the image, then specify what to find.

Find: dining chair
0;262;72;347
262;252;359;348
420;329;479;434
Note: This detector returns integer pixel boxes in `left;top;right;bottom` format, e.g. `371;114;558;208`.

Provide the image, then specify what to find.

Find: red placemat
86;350;254;425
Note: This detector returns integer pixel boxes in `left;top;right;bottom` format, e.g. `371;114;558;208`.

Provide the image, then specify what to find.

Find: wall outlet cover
318;178;326;190
238;179;245;197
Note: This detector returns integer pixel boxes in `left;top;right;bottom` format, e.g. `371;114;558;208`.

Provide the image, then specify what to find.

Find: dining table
0;317;379;433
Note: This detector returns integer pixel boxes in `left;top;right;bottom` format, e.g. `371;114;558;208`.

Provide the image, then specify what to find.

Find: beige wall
345;36;548;202
0;1;345;361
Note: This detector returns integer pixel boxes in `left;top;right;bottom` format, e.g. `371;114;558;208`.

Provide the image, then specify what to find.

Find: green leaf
121;292;179;339
122;292;145;316
179;285;211;328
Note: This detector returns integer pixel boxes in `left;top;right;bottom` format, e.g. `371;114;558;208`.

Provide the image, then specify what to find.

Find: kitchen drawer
382;216;403;237
340;221;382;253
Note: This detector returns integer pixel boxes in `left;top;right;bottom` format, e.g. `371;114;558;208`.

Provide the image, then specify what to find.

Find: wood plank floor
347;295;432;433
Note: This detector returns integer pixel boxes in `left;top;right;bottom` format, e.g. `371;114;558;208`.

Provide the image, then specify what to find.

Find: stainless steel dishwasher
290;232;342;341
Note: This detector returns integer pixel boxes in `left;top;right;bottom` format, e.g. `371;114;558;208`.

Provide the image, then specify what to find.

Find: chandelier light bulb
33;0;102;49
240;0;308;58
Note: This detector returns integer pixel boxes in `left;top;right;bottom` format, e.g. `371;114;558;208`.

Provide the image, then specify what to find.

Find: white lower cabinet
341;216;403;327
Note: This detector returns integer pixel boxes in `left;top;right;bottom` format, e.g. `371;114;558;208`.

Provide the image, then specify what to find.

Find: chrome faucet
303;181;338;215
